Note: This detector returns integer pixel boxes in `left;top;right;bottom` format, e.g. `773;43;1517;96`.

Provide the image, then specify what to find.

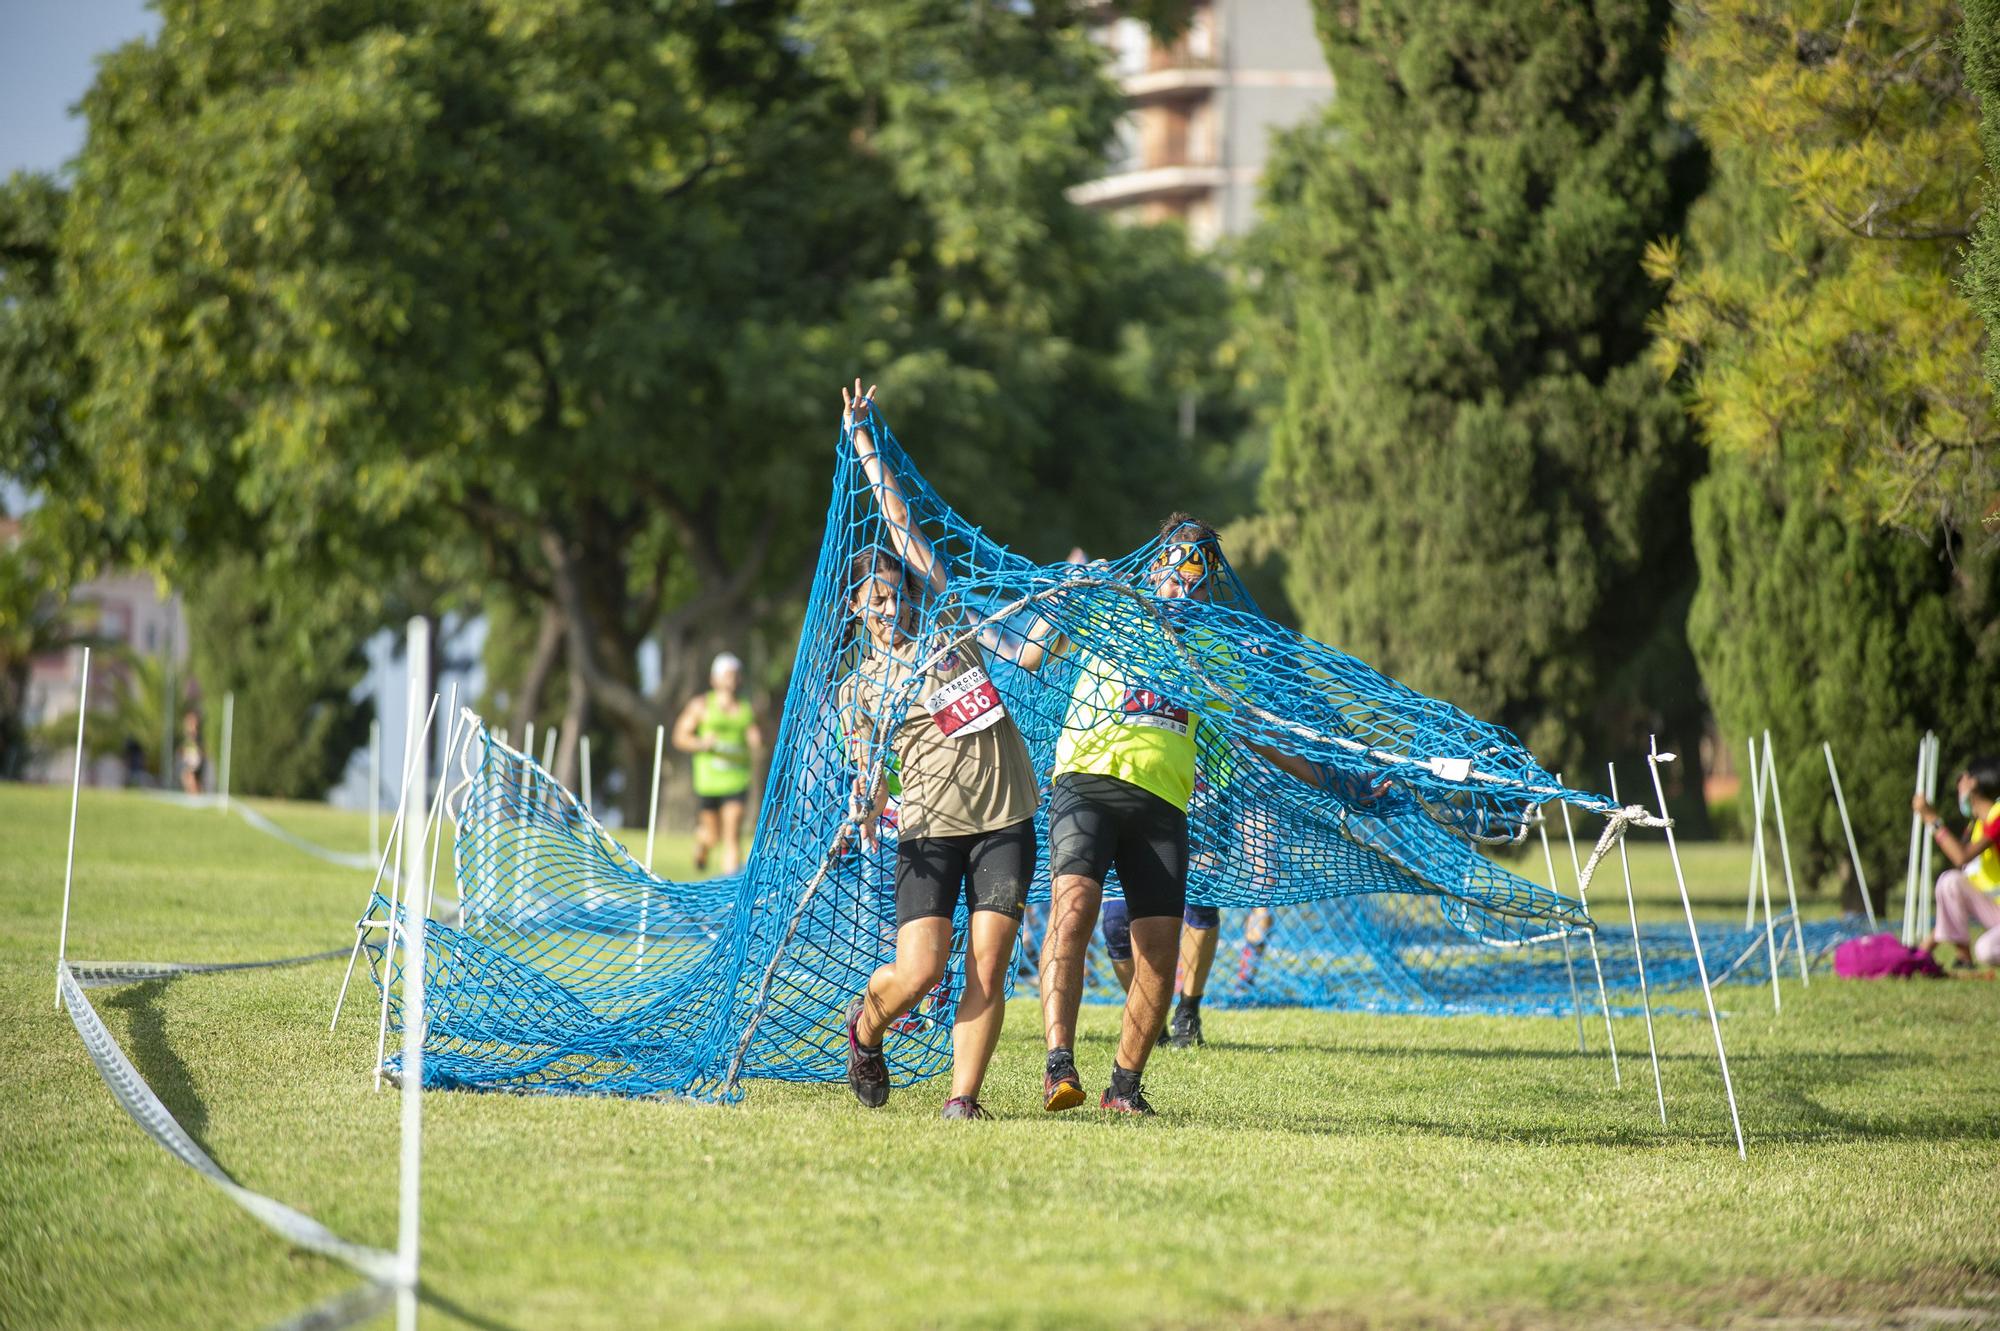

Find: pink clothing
1933;869;2000;966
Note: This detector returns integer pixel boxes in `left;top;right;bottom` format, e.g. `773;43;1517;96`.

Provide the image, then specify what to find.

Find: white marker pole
1556;781;1619;1087
329;696;435;1031
55;647;91;1007
1607;762;1665;1125
1903;734;1926;944
1647;738;1746;1159
581;736;593;812
1762;732;1810;985
645;724;664;872
1824;742;1875;928
1743;739;1763;930
1750;738;1780;1013
1537;813;1586;1053
219;691;234;815
370;719;382;864
397;677;431;1331
1918;733;1940;941
376;621;431;1091
423;684;462;920
541;726;557;780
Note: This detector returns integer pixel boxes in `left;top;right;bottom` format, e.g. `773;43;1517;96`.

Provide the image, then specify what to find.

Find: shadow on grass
421;1284;526;1331
1141;1040;1999;1147
102;978;210;1154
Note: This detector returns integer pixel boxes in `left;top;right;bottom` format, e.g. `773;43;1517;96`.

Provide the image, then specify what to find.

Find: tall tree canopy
1650;1;1999;905
57;0;1232;812
1252;0;1706;788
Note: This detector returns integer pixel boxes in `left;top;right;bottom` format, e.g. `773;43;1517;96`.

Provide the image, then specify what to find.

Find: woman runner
672;653;762;876
835;380;1040;1121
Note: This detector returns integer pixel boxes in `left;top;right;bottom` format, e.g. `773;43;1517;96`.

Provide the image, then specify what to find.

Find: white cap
710;652;743;681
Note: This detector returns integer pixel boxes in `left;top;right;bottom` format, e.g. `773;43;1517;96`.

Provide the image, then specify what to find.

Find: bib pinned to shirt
1119;688;1190;736
924;661;1008;738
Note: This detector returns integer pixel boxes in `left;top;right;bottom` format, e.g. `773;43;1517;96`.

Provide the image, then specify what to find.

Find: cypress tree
1253;0;1706;798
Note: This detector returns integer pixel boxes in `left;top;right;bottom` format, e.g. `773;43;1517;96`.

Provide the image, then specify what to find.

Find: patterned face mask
1148;541;1212;594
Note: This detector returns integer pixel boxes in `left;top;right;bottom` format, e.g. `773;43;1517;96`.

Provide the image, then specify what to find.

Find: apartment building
1071;0;1334;246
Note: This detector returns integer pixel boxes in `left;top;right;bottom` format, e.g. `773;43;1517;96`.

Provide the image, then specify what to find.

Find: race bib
1120;688;1190;735
925;662;1008;738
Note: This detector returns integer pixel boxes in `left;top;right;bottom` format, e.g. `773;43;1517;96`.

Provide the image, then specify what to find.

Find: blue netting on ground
370;412;1842;1101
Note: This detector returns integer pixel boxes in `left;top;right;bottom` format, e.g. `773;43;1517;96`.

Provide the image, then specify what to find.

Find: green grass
2;784;1995;1330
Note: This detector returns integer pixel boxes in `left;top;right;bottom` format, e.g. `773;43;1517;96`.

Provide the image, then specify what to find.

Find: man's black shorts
697;792;746;814
895;818;1037;927
1048;771;1188;920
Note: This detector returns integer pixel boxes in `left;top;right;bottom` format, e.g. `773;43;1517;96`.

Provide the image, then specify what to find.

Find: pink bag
1834;932;1944;979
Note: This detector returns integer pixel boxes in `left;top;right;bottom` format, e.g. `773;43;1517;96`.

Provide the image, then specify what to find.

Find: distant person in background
122;735;148;788
1914;755;2000;968
673;653;762;876
177;709;205;796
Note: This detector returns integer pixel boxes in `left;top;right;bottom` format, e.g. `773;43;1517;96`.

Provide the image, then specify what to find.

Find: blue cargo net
377;410;1700;1101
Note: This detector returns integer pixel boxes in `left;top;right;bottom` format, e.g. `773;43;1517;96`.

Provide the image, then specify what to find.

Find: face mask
1959;793;1974;817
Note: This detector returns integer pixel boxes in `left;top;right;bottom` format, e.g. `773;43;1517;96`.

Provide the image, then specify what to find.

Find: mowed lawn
1;783;1995;1330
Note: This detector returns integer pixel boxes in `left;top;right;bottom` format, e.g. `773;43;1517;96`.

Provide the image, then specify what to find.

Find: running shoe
940;1096;990;1121
1168;1005;1204;1049
844;998;889;1108
1100;1083;1157;1116
1043;1053;1085;1112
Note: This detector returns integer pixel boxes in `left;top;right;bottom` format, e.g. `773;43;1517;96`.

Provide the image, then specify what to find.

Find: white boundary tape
57;963;398;1286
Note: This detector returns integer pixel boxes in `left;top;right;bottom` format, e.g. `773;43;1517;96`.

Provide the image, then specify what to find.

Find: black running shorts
1047;772;1188;920
895;818;1037;927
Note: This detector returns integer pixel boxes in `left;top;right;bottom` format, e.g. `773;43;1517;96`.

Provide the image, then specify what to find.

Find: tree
0;173;80;500
61;0;1233;818
1650;0;1994;539
1961;0;2000;414
182;555;375;802
1648;3;2000;906
1252;0;1708;795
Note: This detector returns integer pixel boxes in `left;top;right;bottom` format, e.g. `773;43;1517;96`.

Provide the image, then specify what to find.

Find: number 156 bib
924;659;1008;738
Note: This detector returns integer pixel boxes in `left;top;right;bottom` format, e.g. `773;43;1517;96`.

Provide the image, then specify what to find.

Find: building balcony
1119;63;1225;103
1068;160;1229;210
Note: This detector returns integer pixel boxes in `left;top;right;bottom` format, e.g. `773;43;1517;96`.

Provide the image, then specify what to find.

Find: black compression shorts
895;818;1037;927
696;792;746;814
1048;771;1188;920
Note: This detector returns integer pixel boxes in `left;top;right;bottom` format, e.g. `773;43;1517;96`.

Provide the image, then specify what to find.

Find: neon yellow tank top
692;694;753;798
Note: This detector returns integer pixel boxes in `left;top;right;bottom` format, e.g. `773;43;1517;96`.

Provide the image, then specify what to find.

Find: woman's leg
692;806;718;871
950;911;1021;1099
717;798;746;875
1952;881;2000;967
857;917;953;1046
1931;870;1978;964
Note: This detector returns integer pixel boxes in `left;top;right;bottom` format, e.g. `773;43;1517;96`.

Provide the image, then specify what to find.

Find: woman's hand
1913;793;1939;822
841;378;879;430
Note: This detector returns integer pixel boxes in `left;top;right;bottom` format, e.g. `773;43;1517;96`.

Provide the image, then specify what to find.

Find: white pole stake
1904;734;1926;944
541;726;557;780
397;793;428;1331
581;735;592;812
423;685;462;920
370;719;382;863
1743;739;1763;930
1762;732;1810;985
1557;780;1620;1086
1824;742;1875;928
330;696;435;1031
1607;762;1666;1125
1919;733;1941;941
645;724;664;873
376;621;431;1091
1538;813;1586;1052
1647;738;1747;1159
55;646;90;1007
1749;738;1780;1013
219;692;235;814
